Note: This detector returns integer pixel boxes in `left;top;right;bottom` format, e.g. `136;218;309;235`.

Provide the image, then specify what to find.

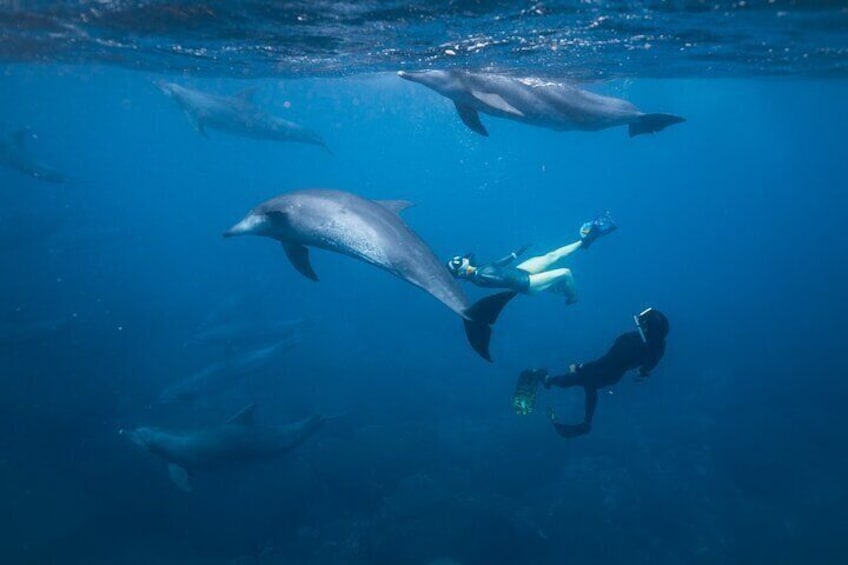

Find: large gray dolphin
122;404;324;492
0;129;65;183
157;82;329;151
398;70;685;137
223;188;515;361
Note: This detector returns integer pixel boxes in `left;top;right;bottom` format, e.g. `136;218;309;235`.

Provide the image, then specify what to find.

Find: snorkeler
446;212;617;304
515;308;669;438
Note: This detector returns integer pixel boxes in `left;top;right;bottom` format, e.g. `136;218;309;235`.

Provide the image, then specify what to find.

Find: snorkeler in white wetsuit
446;212;617;304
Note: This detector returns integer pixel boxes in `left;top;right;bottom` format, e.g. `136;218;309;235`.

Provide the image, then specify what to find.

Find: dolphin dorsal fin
376;200;415;215
234;86;259;104
227;404;256;426
469;90;524;117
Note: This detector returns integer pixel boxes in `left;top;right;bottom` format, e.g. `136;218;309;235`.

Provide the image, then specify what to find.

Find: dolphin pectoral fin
462;291;518;362
227;403;256;426
454;102;489;136
282;243;319;282
168;464;192;492
376;199;415;215
628;113;686;137
184;111;208;137
469;90;524;117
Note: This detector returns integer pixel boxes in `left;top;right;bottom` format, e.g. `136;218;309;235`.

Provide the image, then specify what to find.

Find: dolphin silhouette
0;129;65;183
122;404;324;492
224;188;515;361
398;70;685;137
157;81;329;151
156;338;299;404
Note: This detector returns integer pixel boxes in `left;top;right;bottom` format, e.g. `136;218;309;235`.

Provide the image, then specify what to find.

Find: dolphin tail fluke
463;291;517;362
629;113;686;137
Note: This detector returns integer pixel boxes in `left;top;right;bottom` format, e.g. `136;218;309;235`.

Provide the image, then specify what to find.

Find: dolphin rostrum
122;404;324;492
157;82;329;151
224;188;515;361
0;129;65;183
398;70;685;138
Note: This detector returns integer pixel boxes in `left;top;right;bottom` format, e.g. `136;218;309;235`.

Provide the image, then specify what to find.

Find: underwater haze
1;2;848;564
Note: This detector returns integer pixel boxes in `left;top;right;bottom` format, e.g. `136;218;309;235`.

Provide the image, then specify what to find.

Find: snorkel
634;307;652;343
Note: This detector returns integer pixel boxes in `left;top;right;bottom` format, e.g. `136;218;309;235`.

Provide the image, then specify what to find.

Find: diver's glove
579;211;618;249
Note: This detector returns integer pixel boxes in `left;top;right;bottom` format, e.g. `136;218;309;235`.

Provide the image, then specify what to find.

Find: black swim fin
629;113;686;137
462;291;517;362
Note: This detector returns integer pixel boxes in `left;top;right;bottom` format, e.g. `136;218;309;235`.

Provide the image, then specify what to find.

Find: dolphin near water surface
398;70;685;138
157;82;329;151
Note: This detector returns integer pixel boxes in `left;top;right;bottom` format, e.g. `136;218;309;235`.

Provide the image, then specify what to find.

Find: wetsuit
467;248;531;293
547;331;666;438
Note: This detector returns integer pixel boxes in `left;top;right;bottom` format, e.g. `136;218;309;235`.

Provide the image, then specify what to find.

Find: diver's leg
583;386;598;426
551;385;596;439
527;268;578;303
515;241;582;274
546;363;583;389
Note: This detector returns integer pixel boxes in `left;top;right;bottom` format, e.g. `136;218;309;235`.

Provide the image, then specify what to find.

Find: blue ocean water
1;2;848;564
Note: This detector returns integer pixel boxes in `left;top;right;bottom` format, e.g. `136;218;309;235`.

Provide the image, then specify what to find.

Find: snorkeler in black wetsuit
523;308;669;438
446;212;617;303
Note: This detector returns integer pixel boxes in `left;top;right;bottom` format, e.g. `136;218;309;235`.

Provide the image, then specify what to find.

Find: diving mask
447;256;474;278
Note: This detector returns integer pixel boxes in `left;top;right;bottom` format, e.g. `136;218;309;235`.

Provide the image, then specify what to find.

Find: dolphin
223;188;515;361
156;81;329;151
192;317;307;347
122;404;324;492
157;338;299;404
0;129;65;183
398;70;685;138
